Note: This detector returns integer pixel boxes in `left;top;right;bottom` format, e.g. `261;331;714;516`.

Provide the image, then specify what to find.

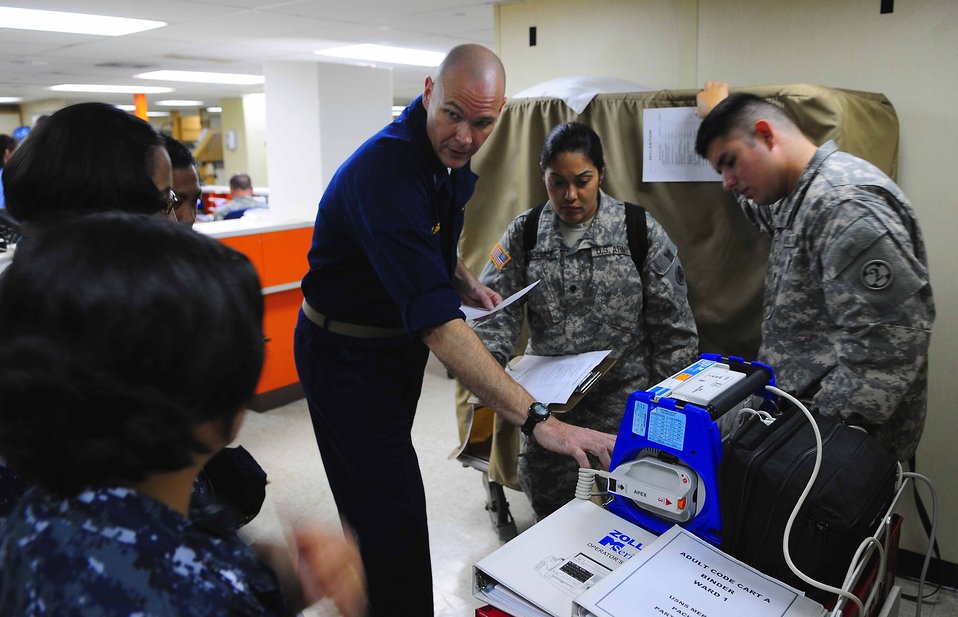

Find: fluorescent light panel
135;70;264;85
0;96;23;104
146;111;169;117
114;104;136;111
49;84;173;94
156;99;204;107
206;106;223;113
316;44;445;67
0;7;165;36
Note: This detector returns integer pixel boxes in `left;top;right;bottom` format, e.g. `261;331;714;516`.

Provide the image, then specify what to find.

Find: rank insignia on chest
431;222;441;234
489;242;511;270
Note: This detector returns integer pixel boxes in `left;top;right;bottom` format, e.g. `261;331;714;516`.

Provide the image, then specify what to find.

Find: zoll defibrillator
605;354;775;545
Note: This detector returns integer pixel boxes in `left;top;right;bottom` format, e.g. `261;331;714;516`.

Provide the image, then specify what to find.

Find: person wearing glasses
0;213;366;616
0;103;260;530
4;103;178;225
163;134;202;227
0;102;182;526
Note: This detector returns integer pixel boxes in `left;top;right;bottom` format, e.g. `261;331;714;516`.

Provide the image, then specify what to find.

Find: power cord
581;386;940;617
766;385;866;615
769;386;941;617
899;470;939;617
575;468;612;501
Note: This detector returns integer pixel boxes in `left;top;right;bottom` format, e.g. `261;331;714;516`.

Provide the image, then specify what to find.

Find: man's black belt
302;300;405;339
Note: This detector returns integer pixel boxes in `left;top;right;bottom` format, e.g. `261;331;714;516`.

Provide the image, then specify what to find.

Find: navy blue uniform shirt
301;96;477;336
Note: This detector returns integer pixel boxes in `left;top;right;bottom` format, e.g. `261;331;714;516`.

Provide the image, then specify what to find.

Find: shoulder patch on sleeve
832;234;926;317
489;242;512;270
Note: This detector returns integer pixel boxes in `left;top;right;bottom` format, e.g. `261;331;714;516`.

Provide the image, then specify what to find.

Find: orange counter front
196;218;313;410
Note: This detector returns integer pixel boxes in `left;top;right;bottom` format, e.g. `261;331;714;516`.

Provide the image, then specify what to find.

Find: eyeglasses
161;189;179;216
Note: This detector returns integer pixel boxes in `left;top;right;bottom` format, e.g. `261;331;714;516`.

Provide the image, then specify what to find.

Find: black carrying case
718;407;898;601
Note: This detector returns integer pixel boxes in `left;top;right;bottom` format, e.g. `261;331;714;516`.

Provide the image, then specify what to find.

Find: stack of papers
573;525;826;617
506;351;612;406
466;350;613;409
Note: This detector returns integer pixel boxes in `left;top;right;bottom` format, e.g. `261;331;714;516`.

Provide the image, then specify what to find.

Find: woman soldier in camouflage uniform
474;122;699;518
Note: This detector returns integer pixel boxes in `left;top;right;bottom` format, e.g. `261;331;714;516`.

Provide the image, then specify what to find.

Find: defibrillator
605;354;776;545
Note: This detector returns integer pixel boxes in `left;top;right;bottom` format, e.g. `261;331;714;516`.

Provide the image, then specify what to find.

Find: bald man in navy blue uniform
294;45;617;616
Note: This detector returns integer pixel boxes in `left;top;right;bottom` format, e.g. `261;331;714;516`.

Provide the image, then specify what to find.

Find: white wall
498;0;958;558
495;0;698;95
19;99;66;125
242;93;268;188
220;97;246;183
221;94;269;188
315;63;394;189
263;61;392;221
0;112;21;135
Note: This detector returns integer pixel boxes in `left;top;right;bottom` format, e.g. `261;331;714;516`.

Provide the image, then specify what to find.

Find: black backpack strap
524;200;648;272
522;202;547;259
623;202;648;270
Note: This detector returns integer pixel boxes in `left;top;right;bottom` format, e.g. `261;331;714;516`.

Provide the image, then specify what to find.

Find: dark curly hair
3;102;167;222
0;213;265;496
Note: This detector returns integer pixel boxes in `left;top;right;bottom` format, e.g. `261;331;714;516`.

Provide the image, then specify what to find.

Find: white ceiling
0;0;501;109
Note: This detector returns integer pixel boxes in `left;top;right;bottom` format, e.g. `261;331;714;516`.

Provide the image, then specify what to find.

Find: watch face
523;402;551;436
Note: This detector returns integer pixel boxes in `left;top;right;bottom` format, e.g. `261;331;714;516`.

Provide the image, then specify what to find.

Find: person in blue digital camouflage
0;102;245;529
0;213;366;617
695;82;934;462
473;122;699;518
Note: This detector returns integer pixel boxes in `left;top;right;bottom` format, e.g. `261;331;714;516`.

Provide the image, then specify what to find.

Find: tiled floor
235;353;956;617
235;353;536;617
898;578;958;617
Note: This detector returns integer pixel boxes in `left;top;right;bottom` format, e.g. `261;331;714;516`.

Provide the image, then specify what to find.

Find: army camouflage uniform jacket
738;140;934;461
474;192;699;516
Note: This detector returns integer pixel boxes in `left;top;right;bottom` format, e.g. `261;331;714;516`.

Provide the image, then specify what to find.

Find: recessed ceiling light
206;106;223;113
0;7;165;36
114;104;136;111
135;70;264;85
146;111;169;117
156;99;204;107
0;96;23;104
316;44;445;67
49;84;174;94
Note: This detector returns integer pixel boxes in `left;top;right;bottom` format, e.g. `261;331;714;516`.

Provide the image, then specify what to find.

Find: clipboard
468;353;618;413
549;354;617;413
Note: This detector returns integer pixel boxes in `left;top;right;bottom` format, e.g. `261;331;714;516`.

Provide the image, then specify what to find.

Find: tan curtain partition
454;84;899;489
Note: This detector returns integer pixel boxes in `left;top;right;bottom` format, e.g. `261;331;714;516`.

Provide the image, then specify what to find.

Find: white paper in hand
462;280;540;324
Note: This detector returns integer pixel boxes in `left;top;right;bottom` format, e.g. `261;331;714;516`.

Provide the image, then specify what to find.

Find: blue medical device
605;354;775;545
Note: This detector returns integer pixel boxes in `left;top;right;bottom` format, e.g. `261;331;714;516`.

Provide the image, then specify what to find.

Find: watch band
521;402;551;437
